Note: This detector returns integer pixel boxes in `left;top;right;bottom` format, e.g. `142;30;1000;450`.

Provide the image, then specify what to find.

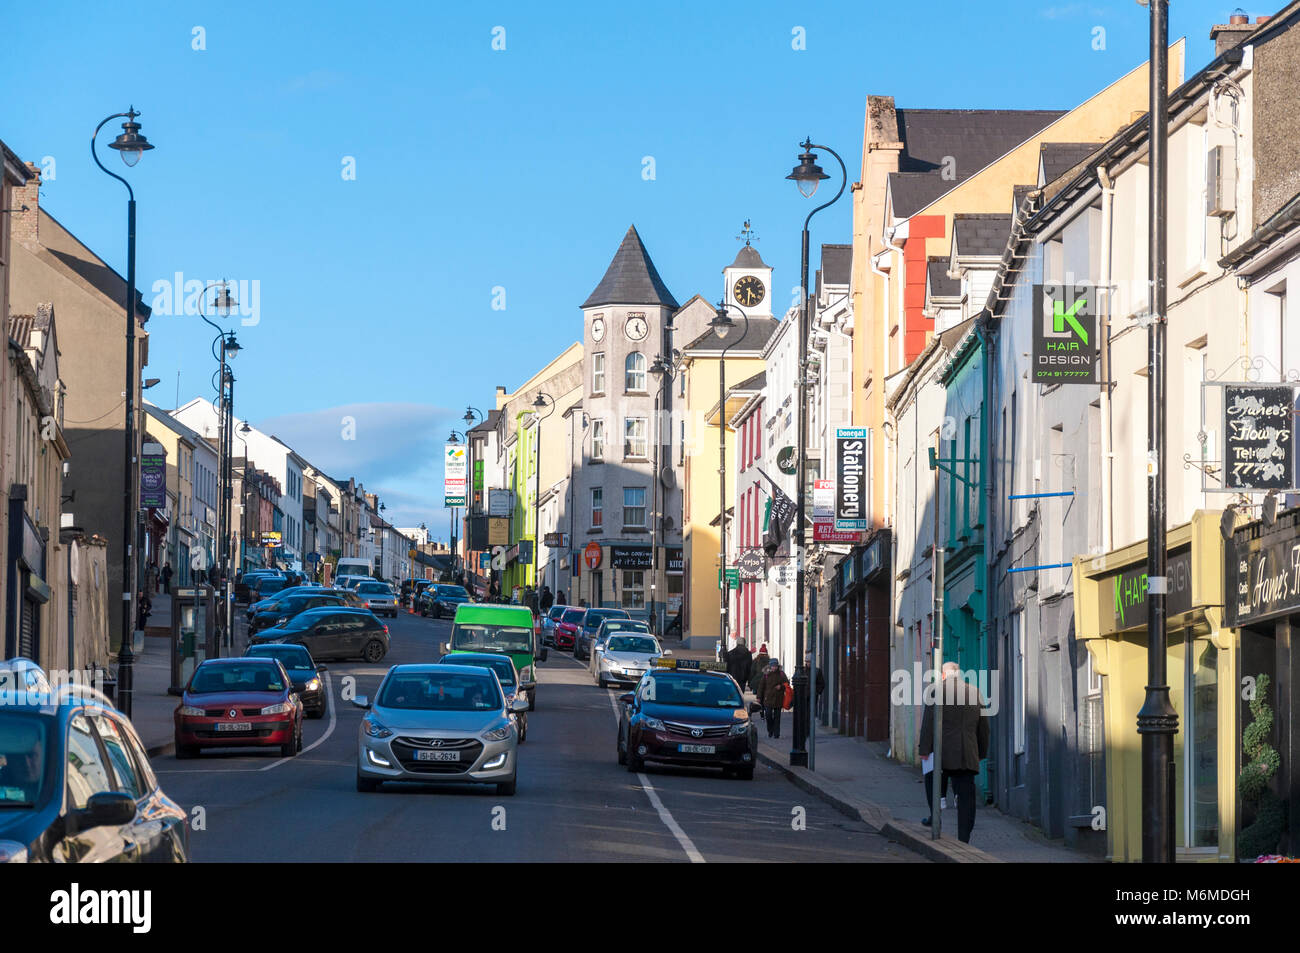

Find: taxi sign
650;657;722;672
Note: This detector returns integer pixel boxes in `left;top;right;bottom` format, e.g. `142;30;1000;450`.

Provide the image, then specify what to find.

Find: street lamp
531;393;555;599
464;406;485;596
786;137;846;767
649;352;680;638
710;300;751;653
92;106;155;718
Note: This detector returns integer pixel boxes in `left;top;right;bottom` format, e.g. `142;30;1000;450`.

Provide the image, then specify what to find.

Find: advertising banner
444;443;467;507
835;428;868;530
1223;384;1295;491
610;545;652;569
1031;283;1097;384
141;442;167;508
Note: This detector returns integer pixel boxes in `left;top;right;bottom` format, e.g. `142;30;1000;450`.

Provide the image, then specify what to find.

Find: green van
443;604;546;710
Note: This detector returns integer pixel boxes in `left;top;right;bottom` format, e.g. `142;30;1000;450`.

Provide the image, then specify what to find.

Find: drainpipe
1098;165;1115;553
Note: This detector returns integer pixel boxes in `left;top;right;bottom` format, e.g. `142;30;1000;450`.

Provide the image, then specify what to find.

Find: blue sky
3;0;1243;536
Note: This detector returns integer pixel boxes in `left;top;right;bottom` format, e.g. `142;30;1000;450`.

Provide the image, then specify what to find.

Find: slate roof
730;244;767;269
926;258;960;299
582;225;679;309
821;244;852;285
468;409;501;434
887;108;1066;216
732;371;766;392
1012;184;1036;215
952;214;1013;258
1039;142;1102;186
683;316;780;354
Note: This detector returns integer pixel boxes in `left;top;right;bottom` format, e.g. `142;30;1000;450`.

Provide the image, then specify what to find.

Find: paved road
154;609;925;862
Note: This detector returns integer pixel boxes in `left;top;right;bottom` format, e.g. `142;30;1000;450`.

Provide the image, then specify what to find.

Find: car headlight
261;701;293;715
0;841;29;863
178;705;205;717
482;724;513;742
642;716;665;731
729;722;750;736
305;678;322;691
277;616;288;624
362;716;392;738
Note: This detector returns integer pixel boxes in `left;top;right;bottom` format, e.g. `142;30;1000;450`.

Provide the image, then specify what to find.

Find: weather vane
736;219;759;246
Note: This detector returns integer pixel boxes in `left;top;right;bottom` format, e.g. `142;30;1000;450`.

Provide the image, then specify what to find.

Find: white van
334;557;373;580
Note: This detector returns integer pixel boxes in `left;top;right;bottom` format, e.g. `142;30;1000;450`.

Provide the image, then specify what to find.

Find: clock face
625;316;649;341
733;275;765;308
591;317;605;342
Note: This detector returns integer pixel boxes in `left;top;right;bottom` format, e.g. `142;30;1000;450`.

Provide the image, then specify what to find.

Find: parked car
235;570;282;603
250;590;355;633
553;607;585;652
575;607;631;660
333;557;373;580
336;575;377;591
420;583;471;619
590;619;652;676
353;663;527;795
173;657;304;759
539;604;568;647
0;667;189;863
596;633;666;689
252;606;390;662
443;604;544;710
435;652;527;742
248;574;292;602
355;580;400;618
243;643;328;718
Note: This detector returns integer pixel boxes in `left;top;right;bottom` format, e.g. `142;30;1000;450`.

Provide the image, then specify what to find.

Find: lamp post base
789;667;810;766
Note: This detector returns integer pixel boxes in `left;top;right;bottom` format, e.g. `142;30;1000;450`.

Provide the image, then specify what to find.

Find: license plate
215;722;252;732
415;750;461;762
678;744;716;754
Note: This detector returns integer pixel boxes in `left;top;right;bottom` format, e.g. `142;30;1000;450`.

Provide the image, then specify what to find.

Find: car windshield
256;579;287;594
440;656;516;688
605;622;648;634
548;606;565;619
0;713;50;808
436;586;468;599
190;663;286;694
245;646;314;670
586;610;628;628
640;674;742;708
607;636;659;654
378;672;502;711
358;583;392;595
561;609;584;624
451;623;533;654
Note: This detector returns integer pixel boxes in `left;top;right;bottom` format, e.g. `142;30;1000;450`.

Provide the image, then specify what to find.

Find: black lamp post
92;107;154;718
709;300;751;653
464;406;484;595
786;137;846;767
531;394;556;596
649;352;680;638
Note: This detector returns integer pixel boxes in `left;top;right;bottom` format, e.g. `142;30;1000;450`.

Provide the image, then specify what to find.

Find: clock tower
723;228;773;319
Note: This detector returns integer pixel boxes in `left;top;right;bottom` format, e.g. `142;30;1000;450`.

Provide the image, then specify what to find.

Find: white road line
603;685;705;863
259;672;337;772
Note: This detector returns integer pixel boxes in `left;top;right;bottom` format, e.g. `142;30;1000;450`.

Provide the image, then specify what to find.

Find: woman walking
756;659;789;739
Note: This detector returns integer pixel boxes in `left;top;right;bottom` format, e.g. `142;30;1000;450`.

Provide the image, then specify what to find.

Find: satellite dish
659;466;675;488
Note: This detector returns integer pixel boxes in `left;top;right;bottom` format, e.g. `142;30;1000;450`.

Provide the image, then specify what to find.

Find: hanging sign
444;444;467;507
1223;384;1295;491
141;443;167;508
737;548;765;581
1031;283;1097;384
835;428;868;530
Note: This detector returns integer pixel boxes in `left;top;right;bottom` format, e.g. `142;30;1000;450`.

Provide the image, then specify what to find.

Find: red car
173;657;304;759
553;607;585;651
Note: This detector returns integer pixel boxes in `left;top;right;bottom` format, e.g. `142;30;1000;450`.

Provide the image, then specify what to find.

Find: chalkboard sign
1223;384;1294;491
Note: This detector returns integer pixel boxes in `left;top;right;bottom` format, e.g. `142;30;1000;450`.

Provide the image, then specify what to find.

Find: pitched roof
1012;184;1036;215
730;244;767;269
733;371;766;392
952;213;1013;258
682;316;780;354
1039;142;1102;186
820;244;852;285
582;225;679;309
469;409;501;434
8;315;35;348
926;258;960;299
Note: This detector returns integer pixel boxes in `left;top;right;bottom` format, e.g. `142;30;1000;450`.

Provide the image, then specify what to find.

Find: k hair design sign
1032;284;1097;384
835;428;868;530
1223;384;1295;491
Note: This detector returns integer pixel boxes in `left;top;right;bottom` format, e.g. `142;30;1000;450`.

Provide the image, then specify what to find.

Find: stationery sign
835;428;868;530
1031;284;1097;384
140;442;167;508
444;443;467;507
1223;384;1295;491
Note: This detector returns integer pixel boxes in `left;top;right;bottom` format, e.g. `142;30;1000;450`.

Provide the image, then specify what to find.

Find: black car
0;682;189;862
243;643;329;718
575;607;630;660
617;661;756;779
420;583;471;619
235;570;283;603
248;575;291;602
251;606;390;662
249;590;356;633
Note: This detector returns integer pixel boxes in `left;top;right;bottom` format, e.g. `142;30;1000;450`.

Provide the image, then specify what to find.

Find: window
623;487;646;527
621;570;645;609
625;352;646;392
1185;635;1218;849
1012;613;1025;756
66;714;113;810
592;353;605;394
591;488;603;528
92;714;145;800
591;420;605;462
624;417;648;459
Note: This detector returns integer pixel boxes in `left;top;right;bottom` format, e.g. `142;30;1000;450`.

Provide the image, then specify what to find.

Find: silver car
596;634;667;689
355;580;399;618
354;663;527;795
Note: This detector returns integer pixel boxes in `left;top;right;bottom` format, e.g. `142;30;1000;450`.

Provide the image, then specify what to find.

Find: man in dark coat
919;662;989;843
725;638;752;692
755;660;789;738
748;645;770;695
540;586;554;613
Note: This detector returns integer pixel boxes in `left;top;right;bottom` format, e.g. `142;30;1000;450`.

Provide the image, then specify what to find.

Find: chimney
1210;13;1256;57
11;161;40;246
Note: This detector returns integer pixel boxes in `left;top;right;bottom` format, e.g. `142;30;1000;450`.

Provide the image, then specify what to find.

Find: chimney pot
1229;13;1249;24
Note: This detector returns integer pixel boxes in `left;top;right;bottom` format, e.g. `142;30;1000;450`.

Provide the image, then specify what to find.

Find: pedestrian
161;562;174;595
748;644;769;695
527;586;539;617
725;637;752;691
145;560;159;595
540;585;553;613
135;589;152;633
756;660;789;739
918;661;989;843
557;589;566;607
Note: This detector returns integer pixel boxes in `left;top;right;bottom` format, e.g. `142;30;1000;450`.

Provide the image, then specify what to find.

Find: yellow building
678;318;774;648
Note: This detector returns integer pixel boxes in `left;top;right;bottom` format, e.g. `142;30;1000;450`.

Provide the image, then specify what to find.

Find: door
344;616;375;658
55;714;131;863
300;614;341;659
91;713;161;862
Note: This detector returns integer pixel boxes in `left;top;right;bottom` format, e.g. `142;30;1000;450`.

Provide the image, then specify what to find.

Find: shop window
1186;637;1218;849
622;570;645;609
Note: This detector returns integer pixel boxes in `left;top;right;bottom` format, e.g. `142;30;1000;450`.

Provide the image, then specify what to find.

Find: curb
756;747;1002;863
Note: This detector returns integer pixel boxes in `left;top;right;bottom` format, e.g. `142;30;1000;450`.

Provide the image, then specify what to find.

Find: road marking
601;681;704;864
259;672;337;772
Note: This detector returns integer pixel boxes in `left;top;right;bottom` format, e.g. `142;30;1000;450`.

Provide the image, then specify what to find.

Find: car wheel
309;706;325;719
617;734;627;766
363;639;386;663
597;673;606;689
737;764;755;780
356;773;380;792
497;778;517;797
626;746;643;773
280;734;296;758
527;690;536;712
175;741;197;759
296;722;304;752
518;716;527;743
